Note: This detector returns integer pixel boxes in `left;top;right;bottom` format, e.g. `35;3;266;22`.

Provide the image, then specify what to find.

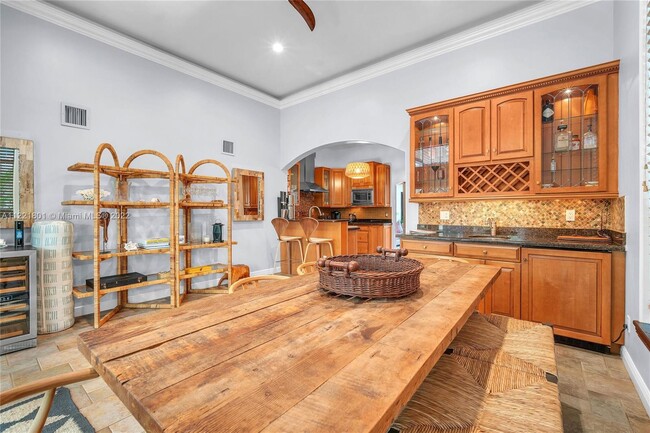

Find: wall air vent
61;103;89;129
222;140;234;156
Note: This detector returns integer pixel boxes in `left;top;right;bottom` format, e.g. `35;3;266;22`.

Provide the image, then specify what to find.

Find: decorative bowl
76;188;110;201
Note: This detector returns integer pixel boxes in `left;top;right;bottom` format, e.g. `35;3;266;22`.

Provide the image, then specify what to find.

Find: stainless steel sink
465;234;511;240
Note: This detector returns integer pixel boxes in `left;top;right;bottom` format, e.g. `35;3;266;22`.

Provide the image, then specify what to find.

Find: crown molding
277;0;599;108
3;0;599;110
2;0;282;108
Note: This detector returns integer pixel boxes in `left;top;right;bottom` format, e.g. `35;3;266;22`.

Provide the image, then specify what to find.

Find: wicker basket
316;248;423;298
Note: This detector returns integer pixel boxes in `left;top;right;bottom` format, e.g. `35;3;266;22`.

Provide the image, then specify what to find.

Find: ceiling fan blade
289;0;315;31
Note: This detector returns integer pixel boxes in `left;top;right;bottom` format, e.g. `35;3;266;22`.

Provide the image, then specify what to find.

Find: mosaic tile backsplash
419;197;625;232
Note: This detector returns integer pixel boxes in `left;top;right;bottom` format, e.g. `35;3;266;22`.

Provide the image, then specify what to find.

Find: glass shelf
413;114;451;195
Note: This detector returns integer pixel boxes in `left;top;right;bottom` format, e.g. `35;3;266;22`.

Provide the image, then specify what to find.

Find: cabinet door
329;169;349;207
314;167;330;207
485;260;521;319
348;229;358;255
491;91;533;161
288;163;300;205
454;101;490;163
357;227;369;254
521;248;611;344
533;75;608;194
374;164;390;206
410;110;454;199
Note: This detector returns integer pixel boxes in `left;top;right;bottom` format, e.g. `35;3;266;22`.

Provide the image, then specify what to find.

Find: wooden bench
391;313;563;433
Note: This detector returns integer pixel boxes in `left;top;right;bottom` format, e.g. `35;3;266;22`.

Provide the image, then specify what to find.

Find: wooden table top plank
78;259;500;433
79;279;318;362
162;261;476;433
261;265;499;433
144;269;458;432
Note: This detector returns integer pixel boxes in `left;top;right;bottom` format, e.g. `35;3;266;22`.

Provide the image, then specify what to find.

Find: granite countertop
288;219;392;226
398;225;625;252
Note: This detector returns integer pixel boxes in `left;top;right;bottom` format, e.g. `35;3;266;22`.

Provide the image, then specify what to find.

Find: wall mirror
0;137;34;228
233;168;264;221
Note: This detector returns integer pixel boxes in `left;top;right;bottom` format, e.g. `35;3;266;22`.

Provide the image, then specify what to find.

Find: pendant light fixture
345;162;371;179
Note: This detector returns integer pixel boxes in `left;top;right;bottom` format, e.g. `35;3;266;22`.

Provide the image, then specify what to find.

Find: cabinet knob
523;258;528;262
536;181;540;185
482;250;488;255
493;148;497;153
423;245;428;249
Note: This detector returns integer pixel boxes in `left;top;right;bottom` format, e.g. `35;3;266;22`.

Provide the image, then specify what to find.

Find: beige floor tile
621;396;650;418
37;347;89;371
89;385;118;403
628;414;650;433
561;392;592;413
583;370;639;400
5;342;59;366
0;355;8;368
604;356;627;371
588;390;629;425
67;384;94;409
0;374;13;392
12;363;72;387
2;356;40;376
109;415;145;433
80;394;132;431
81;376;110;393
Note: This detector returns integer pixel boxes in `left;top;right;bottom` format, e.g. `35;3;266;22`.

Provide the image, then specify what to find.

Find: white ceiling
46;0;538;99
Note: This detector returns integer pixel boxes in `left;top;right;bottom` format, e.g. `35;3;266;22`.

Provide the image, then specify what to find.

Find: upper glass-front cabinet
411;109;453;198
534;75;608;193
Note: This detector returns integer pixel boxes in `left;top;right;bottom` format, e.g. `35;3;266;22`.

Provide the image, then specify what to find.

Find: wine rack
0;248;36;354
457;161;531;196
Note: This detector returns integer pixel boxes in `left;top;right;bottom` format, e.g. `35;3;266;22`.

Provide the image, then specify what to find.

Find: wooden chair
296;261;318;275
272;218;304;273
0;368;99;433
229;275;290;292
299;217;334;262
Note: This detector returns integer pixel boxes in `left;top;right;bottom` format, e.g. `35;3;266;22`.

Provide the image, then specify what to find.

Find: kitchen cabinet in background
374;163;391;206
314;167;330;207
356;225;392;254
329;168;350;207
350;162;375;189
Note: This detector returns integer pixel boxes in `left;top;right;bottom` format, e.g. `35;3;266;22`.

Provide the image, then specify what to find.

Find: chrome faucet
487;218;497;236
309;206;323;219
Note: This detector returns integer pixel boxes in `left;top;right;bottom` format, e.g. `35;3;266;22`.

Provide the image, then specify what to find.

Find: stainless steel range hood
299;154;327;193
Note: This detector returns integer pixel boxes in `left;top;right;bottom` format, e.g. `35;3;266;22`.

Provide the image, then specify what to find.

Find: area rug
0;387;94;433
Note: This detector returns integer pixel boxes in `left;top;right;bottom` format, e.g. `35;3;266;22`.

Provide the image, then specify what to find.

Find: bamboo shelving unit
62;143;237;327
174;155;236;304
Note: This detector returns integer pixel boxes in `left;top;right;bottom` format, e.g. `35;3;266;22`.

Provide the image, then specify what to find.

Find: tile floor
1;311;649;433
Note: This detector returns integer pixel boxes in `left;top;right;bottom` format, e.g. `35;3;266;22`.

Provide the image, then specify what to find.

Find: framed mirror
0;137;34;228
233;168;264;221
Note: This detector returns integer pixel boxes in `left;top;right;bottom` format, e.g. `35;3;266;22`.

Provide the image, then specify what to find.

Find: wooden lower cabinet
521;248;611;345
484;260;521;319
357;225;392;254
348;229;358;255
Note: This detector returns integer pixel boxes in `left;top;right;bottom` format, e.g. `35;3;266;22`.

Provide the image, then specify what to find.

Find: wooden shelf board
73;278;171;298
179;241;236;251
179;265;227;280
179;201;230;209
61;200;171;208
188;286;230;294
68;163;171;179
72;247;171;261
179;173;232;184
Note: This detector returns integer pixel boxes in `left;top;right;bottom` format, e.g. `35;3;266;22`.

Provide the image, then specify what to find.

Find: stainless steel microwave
352;189;373;206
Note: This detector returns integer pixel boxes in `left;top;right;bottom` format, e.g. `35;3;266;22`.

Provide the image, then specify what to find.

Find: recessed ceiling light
272;42;284;53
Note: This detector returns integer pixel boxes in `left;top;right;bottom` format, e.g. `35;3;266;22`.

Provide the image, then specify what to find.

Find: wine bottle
542;99;555;123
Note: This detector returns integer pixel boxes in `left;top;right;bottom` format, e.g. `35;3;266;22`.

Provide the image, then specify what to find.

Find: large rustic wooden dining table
78;258;500;433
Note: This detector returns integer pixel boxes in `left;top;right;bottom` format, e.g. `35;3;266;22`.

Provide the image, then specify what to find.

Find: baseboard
73;267;281;317
621;346;650;417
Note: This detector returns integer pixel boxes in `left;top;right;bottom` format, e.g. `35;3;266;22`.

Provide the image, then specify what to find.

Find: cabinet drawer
401;239;453;256
454;243;520;262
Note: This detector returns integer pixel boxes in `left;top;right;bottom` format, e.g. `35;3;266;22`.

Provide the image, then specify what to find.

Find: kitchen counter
289;218;392;226
399;225;625;252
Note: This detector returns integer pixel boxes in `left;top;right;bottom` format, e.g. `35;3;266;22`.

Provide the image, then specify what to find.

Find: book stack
138;237;170;250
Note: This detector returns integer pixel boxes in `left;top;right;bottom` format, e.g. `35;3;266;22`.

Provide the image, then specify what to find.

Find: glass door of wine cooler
411;109;453;198
534;75;608;193
0;249;37;354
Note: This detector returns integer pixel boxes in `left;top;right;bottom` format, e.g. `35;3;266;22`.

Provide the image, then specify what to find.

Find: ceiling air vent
61;102;89;129
222;140;234;156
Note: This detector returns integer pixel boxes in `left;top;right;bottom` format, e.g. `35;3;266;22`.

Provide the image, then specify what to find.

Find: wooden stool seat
299;217;334;262
272;218;304;274
392;313;562;433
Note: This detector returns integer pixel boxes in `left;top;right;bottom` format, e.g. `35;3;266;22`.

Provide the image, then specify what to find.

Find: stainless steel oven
351;189;373;206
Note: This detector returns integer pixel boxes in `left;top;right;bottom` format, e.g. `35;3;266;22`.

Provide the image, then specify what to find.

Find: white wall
280;1;616;232
0;6;283;315
613;0;650;415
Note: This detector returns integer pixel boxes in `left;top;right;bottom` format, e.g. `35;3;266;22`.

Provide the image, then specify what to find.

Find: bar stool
272;218;304;274
299;217;334;262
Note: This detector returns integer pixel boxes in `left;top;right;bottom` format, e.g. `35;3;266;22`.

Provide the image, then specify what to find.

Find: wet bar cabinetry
408;61;619;201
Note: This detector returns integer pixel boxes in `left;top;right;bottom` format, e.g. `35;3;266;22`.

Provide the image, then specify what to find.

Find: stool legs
275;239;305;274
